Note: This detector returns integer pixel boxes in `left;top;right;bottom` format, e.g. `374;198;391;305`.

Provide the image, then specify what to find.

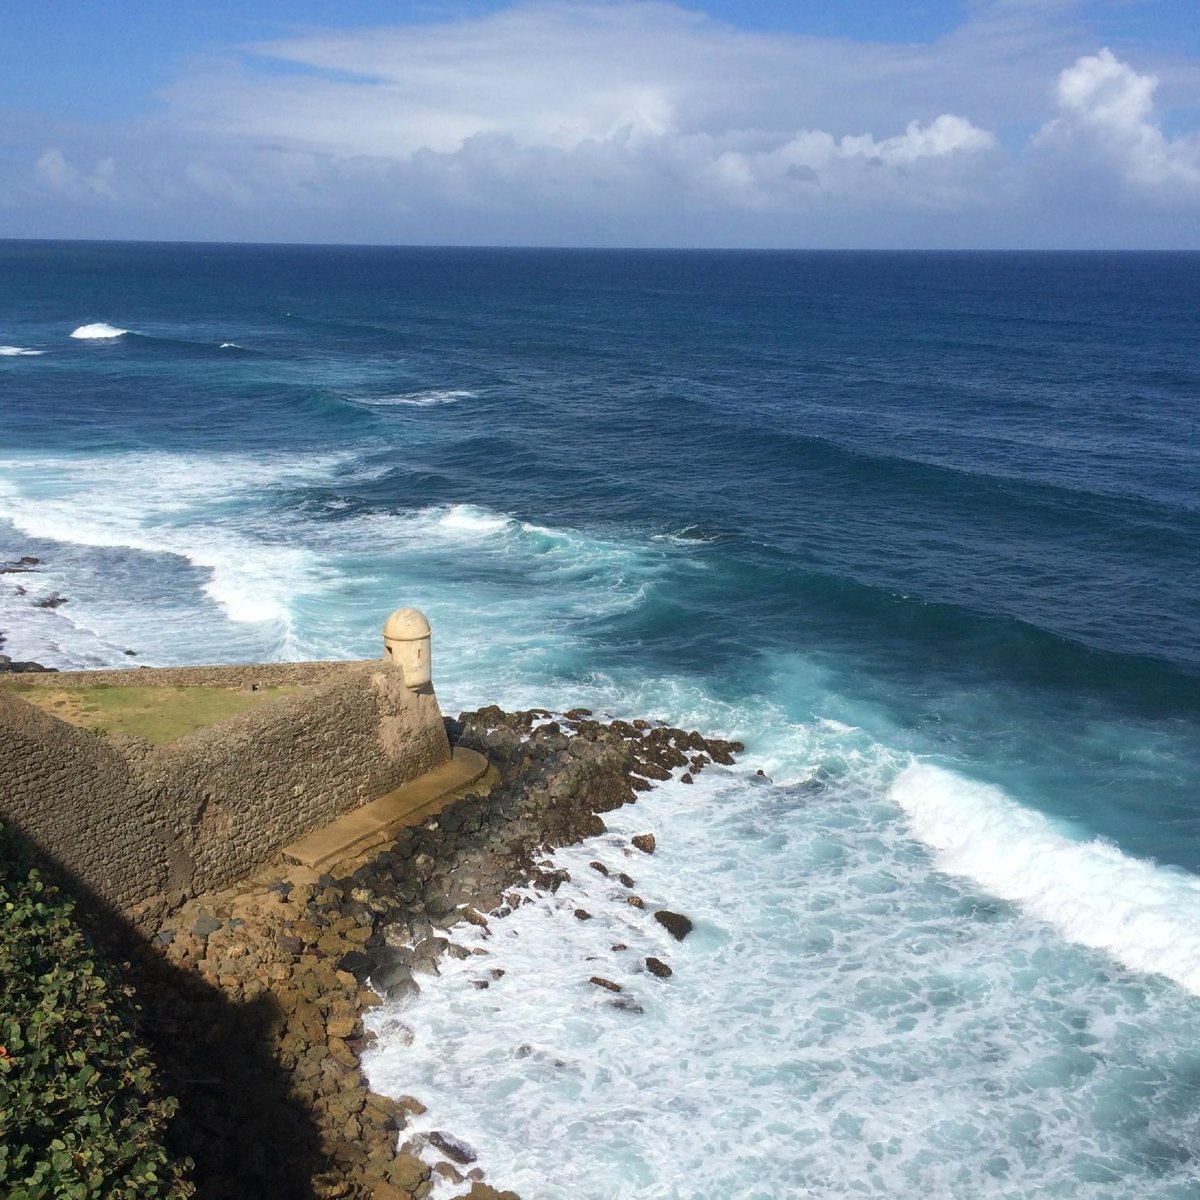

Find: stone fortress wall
0;653;451;929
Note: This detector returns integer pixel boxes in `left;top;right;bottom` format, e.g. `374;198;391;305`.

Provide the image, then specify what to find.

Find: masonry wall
0;661;450;928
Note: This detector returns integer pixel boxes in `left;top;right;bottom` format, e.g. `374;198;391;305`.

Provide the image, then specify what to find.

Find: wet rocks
139;701;741;1200
0;654;55;673
654;910;694;941
429;1130;478;1165
0;555;40;573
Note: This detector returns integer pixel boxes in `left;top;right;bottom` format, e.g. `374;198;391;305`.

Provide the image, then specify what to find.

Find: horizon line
2;237;1198;254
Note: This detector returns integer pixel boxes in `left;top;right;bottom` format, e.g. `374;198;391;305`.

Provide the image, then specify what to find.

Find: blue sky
3;1;1198;247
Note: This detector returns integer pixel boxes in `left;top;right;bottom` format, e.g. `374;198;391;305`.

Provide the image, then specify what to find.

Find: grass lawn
0;682;306;744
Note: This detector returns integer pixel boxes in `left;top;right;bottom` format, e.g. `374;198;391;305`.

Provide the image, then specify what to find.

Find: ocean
2;242;1198;1197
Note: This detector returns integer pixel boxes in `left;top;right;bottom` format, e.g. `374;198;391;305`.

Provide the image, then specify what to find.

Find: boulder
429;1130;478;1165
654;910;694;941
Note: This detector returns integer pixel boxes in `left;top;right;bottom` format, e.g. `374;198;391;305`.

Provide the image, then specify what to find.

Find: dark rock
32;592;68;609
277;934;305;956
610;996;644;1014
589;976;621;993
0;657;54;673
626;896;645;909
373;962;417;998
631;833;656;854
574;908;592;921
654;910;694;941
617;872;636;889
680;772;694;785
588;861;609;876
424;893;457;918
429;1130;478;1165
0;556;39;574
123;649;138;657
192;914;222;939
336;949;374;980
611;943;628;952
645;956;673;978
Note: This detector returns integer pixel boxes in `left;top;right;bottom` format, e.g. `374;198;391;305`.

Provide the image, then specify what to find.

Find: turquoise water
2;243;1199;1194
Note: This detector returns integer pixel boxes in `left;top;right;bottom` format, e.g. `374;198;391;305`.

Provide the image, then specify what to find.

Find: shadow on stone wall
4;820;325;1200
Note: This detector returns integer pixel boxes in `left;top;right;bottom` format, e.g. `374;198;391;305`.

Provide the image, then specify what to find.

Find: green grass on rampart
0;682;304;744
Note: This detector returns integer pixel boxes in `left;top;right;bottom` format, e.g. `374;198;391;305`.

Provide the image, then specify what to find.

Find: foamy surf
367;761;1200;1200
0;345;44;356
891;761;1200;996
70;322;128;339
0;451;353;648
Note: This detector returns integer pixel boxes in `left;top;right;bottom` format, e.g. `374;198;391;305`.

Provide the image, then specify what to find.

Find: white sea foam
219;341;241;350
70;322;128;339
435;504;511;535
352;389;475;408
0;345;44;356
367;761;1200;1199
0;452;352;658
891;761;1200;996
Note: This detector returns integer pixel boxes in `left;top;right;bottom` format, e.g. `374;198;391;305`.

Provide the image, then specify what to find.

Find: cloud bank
5;1;1199;246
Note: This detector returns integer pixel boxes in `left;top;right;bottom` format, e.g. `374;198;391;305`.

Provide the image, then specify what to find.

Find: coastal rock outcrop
146;705;741;1199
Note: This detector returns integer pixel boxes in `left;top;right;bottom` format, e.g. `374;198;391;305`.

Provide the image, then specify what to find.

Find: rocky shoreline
0;555;59;672
145;705;743;1198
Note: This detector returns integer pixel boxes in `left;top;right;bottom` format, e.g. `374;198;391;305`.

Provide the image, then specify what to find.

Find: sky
2;0;1199;248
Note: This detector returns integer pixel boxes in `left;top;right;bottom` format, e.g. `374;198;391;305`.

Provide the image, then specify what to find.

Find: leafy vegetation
0;826;193;1198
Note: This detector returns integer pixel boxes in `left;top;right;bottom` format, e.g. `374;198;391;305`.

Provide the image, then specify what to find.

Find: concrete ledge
281;746;492;873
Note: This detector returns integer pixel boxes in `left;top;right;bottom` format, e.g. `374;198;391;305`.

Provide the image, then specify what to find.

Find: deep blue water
3;243;1200;1197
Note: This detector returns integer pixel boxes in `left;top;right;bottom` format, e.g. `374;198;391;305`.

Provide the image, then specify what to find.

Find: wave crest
352;389;475;408
891;761;1200;995
70;322;129;340
0;345;44;356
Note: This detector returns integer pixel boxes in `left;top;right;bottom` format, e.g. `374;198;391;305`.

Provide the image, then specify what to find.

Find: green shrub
0;827;193;1199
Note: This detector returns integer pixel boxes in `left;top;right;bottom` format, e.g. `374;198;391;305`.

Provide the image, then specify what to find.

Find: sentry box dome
382;607;433;691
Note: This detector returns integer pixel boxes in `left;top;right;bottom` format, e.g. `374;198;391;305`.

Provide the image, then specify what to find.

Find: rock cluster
0;557;57;672
140;706;741;1198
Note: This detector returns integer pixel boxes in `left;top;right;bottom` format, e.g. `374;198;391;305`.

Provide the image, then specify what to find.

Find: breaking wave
70;322;129;339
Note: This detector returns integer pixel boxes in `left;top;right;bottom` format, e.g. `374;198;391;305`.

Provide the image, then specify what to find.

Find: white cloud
1035;48;1200;195
6;3;1199;245
149;1;1004;220
33;148;118;200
